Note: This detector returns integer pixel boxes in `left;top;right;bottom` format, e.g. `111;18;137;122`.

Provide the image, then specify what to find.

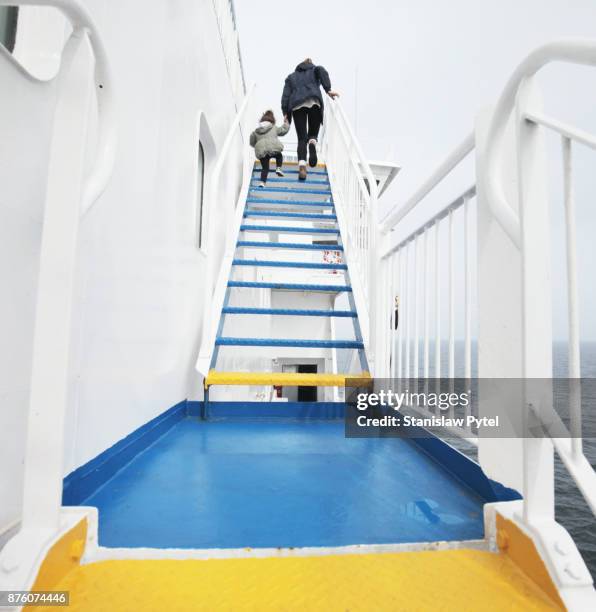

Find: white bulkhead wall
0;0;243;535
64;0;243;468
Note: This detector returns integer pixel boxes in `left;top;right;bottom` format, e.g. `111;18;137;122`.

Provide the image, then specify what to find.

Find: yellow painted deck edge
27;517;87;602
35;548;561;611
205;370;371;388
496;513;566;610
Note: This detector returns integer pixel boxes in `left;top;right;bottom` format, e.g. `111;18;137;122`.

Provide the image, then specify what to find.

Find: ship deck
37;413;563;611
82;417;485;549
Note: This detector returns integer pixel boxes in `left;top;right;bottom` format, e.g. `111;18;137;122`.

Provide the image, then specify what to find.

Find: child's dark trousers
259;152;283;182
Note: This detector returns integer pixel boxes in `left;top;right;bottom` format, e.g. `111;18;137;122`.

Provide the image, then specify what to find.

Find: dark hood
295;61;314;72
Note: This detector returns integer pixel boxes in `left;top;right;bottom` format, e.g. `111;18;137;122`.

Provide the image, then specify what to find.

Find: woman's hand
327;90;340;99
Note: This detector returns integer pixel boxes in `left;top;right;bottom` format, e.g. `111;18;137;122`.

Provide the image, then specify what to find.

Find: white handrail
383;184;476;258
526;109;596;152
0;0;117;215
334;100;379;203
197;83;255;375
381;131;475;232
324;98;378;367
483;38;596;248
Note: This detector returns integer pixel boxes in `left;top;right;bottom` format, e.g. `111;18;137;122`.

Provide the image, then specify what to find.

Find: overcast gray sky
235;0;596;341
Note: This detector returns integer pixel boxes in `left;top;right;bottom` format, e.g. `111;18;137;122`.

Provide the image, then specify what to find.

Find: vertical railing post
464;195;472;379
434;220;441;378
475;105;526;495
21;32;93;532
368;191;379;378
516;77;555;523
562;136;583;458
423;230;430;379
448;209;455;378
413;234;419;378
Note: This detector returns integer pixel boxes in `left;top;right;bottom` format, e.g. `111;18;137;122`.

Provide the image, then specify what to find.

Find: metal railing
323;99;379;364
0;0;116;214
482;40;596;520
0;0;116;590
378;40;596;602
196;84;256;376
379;135;476;383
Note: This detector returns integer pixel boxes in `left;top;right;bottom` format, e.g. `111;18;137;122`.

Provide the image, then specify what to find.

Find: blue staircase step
250;187;332;196
251;177;330;185
237;241;342;251
232;259;347;270
222;307;357;317
228;281;352;292
246;198;333;208
244;211;336;220
240;225;338;234
215;337;364;349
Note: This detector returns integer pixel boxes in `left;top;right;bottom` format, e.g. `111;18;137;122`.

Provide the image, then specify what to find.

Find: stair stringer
195;148;253;377
327;175;372;374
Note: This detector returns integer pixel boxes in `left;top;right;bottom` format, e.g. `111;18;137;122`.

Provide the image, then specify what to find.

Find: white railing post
434;220;441;378
562;136;583;457
463;195;472;379
475;105;525;494
516;77;555;523
0;0;116;590
21;30;92;532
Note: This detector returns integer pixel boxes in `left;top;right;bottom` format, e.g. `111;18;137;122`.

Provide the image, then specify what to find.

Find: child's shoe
275;168;285;177
258;182;266;188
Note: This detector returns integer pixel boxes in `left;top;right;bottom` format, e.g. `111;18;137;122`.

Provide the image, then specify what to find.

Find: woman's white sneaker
275;168;285;177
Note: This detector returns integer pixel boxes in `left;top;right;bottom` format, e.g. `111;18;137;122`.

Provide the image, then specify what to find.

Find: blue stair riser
244;211;336;220
249;187;332;196
240;225;338;234
228;281;352;292
232;259;347;270
251;178;330;185
222;307;357;317
246;198;333;208
216;338;364;349
237;241;342;251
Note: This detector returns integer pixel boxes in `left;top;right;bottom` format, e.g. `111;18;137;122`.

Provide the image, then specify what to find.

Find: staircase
204;161;371;398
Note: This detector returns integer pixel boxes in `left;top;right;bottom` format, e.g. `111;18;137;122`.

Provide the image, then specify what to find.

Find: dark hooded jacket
281;61;332;123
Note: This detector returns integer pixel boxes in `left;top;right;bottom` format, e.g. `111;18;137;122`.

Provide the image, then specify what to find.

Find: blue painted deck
83;418;485;549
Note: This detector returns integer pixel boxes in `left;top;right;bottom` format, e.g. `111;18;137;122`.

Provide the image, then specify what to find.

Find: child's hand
327;90;340;99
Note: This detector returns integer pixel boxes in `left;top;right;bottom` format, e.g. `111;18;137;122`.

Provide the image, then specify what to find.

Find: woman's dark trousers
293;106;322;163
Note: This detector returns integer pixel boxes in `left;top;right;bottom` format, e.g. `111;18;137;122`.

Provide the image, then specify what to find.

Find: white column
516;78;554;522
21;32;93;531
475;105;525;494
